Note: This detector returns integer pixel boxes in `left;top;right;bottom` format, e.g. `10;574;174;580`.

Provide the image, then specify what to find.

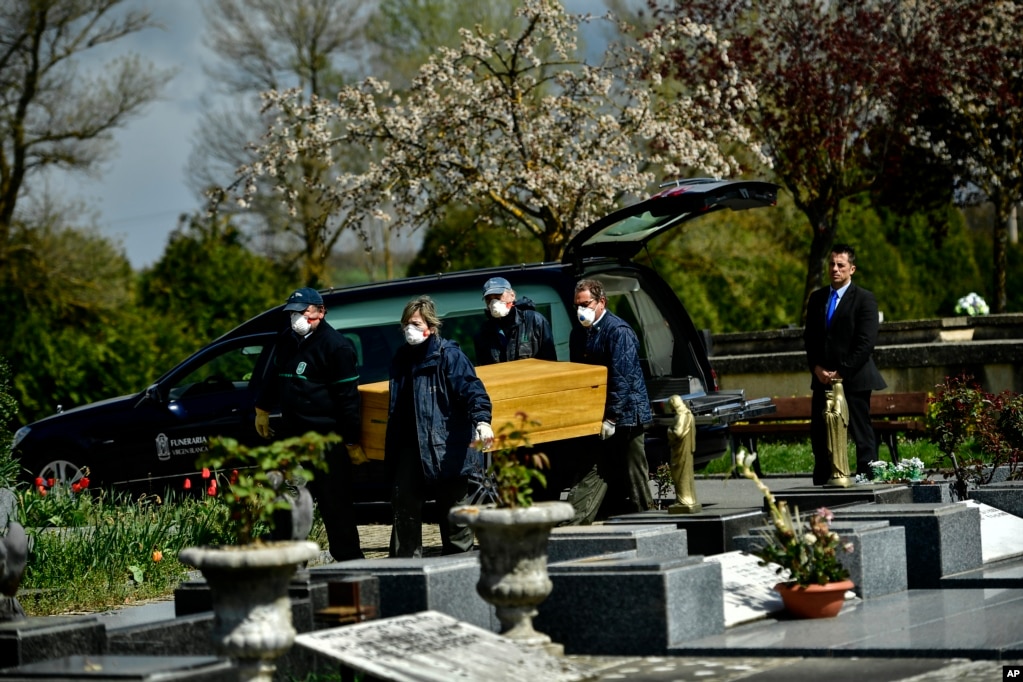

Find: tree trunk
800;208;839;325
384;228;394;282
992;193;1011;314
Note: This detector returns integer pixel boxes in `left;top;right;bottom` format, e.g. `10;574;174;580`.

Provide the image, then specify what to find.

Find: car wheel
37;460;85;487
466;455;500;506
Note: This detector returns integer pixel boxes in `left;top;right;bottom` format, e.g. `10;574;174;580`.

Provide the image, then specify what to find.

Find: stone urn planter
179;540;319;682
774;579;854;619
449;501;573;654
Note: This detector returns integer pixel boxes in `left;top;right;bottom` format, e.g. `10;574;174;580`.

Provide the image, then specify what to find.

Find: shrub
0;355;21;487
195;431;338;545
927;374;1022;499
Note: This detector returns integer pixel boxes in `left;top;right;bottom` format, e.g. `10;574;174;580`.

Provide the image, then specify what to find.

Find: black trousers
810;388;877;485
306;442;363;561
389;445;474;558
564;425;652;525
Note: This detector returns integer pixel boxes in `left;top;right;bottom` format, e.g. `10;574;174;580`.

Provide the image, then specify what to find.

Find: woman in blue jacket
386;296;493;557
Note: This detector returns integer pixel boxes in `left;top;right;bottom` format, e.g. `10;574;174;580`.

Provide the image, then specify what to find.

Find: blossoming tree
660;0;1022;317
218;0;766;263
656;0;908;319
906;0;1022;313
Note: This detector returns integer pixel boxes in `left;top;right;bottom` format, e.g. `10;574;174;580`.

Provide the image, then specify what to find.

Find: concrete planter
449;501;573;654
179;541;319;682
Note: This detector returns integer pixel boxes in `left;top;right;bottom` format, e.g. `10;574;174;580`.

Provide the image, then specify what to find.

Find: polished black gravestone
0;654;233;681
605;507;766;556
0;618;105;669
771;483;913;512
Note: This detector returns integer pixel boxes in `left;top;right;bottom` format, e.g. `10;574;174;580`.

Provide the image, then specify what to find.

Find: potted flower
735;450;855;619
449;413;574;653
178;431;339;682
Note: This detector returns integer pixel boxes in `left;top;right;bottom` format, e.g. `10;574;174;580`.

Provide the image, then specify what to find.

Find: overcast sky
43;2;211;270
45;0;616;271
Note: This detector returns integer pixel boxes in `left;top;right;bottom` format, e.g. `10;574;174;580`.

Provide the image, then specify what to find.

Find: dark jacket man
473;276;557;365
255;287;364;560
803;245;887;484
563;278;653;525
262;323;361;443
570;312;652;429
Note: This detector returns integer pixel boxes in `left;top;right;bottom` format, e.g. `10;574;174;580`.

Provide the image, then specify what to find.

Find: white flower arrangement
862;457;926;483
955;292;989;316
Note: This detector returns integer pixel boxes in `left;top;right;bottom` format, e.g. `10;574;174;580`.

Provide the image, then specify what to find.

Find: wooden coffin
358;359;608;460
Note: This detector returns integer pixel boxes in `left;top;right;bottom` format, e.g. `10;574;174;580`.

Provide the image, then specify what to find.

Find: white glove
475;423;494;450
600;419;616;440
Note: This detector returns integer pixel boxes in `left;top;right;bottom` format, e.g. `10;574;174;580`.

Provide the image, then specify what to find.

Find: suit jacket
804;283;887;393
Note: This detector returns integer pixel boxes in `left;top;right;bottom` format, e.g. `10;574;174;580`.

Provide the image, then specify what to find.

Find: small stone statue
667;394;702;514
0;522;28;622
267;471;314;542
824;379;853;488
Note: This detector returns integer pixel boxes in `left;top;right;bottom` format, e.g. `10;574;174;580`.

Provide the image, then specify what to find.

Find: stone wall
708;313;1023;399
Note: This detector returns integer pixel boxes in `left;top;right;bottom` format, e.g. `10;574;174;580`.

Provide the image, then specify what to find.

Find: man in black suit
803;244;887;485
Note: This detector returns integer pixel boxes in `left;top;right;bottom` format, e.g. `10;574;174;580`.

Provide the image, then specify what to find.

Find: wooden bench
730;392;929;473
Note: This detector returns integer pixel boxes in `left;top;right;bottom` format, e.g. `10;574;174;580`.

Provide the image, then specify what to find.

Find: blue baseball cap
482;277;512;298
283;287;324;312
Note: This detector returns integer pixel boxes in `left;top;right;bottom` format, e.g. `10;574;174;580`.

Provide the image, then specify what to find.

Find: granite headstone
307;555;494;631
535;554;724;655
831;503;982;588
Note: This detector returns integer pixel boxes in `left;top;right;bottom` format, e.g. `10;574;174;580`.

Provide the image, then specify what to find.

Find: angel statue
824;379;853;488
667;394;702;514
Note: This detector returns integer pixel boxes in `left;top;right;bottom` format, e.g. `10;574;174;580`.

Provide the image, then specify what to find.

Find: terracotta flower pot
774;579;854;619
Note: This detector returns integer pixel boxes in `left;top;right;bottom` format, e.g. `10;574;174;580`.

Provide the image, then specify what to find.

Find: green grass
699;437;946;476
17;488;220;615
12;479;330;617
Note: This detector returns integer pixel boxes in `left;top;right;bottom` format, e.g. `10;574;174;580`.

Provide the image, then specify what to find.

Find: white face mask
404;324;427;345
488;300;511;318
577;306;596;327
291;312;312;336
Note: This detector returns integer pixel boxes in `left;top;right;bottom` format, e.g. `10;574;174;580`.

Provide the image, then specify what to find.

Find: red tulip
207;485;217;496
202;467;210;479
34;477;44;487
183;479;192;490
80;477;90;489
